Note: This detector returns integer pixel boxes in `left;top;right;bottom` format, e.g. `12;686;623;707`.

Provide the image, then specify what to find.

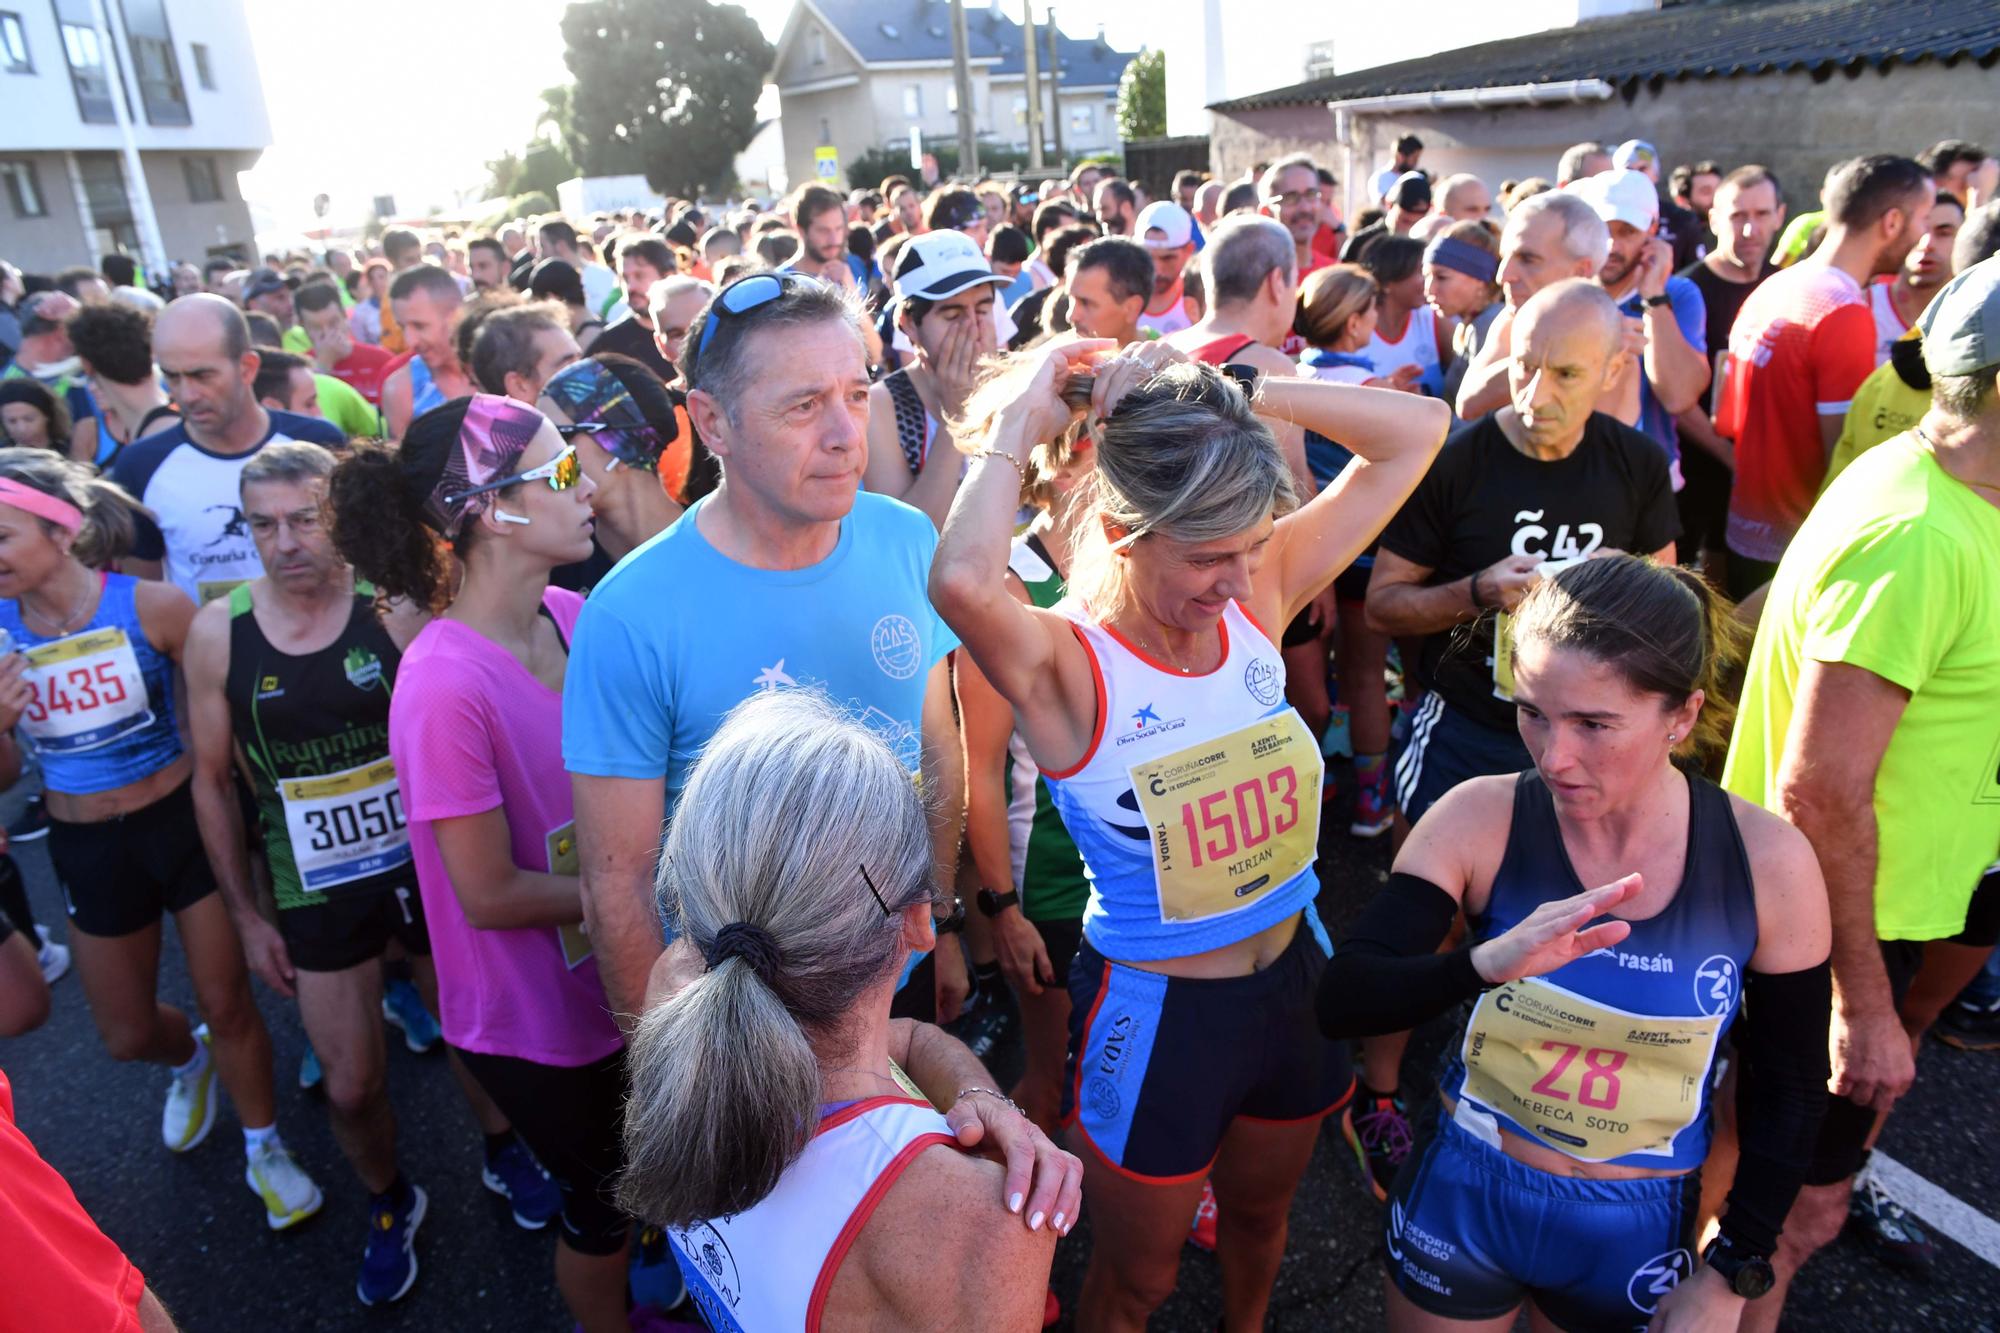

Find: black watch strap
1702;1235;1775;1298
1644;292;1674;308
976;888;1021;917
932;897;967;935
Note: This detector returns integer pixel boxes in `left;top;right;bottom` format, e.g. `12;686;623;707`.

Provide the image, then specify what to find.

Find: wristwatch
931;896;967;936
1219;362;1261;398
1702;1234;1775;1299
1644;292;1674;309
976;887;1021;917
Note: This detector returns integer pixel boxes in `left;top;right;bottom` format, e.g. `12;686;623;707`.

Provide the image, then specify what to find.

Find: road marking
1870;1152;2000;1269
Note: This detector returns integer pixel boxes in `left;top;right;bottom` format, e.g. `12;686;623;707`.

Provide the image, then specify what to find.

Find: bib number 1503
1177;769;1299;869
302;788;406;852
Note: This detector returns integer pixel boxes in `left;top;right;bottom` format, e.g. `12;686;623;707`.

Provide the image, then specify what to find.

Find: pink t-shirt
389;587;623;1067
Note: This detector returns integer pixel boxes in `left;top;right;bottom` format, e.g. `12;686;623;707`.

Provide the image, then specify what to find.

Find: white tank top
668;1096;957;1332
1137;284;1195;338
1869;280;1907;368
1362;304;1444;397
1042;599;1324;961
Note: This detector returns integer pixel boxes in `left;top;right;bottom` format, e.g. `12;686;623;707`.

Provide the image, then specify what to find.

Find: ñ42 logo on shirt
1510;509;1603;563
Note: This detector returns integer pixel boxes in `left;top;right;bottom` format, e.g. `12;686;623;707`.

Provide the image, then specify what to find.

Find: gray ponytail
617;689;935;1227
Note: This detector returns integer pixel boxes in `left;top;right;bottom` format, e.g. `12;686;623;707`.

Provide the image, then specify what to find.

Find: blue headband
1425;235;1499;284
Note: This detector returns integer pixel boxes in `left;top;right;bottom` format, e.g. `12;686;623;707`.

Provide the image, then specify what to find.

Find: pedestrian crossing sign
815;147;839;180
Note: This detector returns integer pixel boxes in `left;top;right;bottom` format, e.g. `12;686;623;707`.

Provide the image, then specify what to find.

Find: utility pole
949;0;979;178
1045;8;1065;169
88;0;168;283
1021;2;1043;172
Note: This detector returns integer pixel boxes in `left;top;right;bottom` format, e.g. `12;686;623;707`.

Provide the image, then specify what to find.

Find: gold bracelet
972;449;1027;481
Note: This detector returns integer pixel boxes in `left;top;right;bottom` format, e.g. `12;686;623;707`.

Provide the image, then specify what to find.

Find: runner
1318;554;1833;1331
955;426;1095;1132
537;354;684;561
1135;202;1200;337
294;282;400;407
110;296;344;605
0;451;322;1228
864;232;1008;527
931;337;1449;1331
381;267;473;439
1356;237;1452;398
64;302;180;466
1866;191;1961;365
330;396;631;1333
1422;222;1504;410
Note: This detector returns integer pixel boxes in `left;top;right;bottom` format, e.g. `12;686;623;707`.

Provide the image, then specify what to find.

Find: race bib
1491;610;1516;701
546;821;592;968
1128;711;1323;924
19;627;154;752
197;577;249;605
279;758;412;892
1460;977;1722;1162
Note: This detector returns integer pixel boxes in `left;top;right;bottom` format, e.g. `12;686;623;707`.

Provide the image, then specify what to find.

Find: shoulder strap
227;582;254;617
884;370;927;475
136;404;180;435
536;600;571;653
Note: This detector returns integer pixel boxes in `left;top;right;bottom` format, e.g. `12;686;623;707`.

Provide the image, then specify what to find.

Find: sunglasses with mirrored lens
694;270;801;362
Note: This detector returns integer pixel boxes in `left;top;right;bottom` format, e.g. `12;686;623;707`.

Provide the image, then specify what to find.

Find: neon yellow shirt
281;326;312;356
1822;357;1928;492
311;372;379;439
1723;434;2000;940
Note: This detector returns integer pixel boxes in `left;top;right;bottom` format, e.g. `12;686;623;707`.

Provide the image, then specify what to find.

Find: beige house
771;0;1136;189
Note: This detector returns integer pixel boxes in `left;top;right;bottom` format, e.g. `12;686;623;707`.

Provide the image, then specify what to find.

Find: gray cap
1918;254;2000;376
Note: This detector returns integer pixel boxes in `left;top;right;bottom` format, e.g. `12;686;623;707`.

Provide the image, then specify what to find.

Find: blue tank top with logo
1443;769;1758;1171
0;572;183;794
408;356;446;417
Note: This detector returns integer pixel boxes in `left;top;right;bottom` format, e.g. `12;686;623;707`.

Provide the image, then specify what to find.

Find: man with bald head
111;295;344;602
1438;173;1493;222
1369;278;1679;836
380;265;473;438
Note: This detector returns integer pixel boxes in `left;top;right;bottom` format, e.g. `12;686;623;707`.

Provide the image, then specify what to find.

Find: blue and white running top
1444;769;1759;1170
1042;599;1325;962
0;572;182;794
667;1096;957;1332
407;356;447;418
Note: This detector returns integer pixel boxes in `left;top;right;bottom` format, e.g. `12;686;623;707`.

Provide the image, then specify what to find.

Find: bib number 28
1530;1042;1627;1110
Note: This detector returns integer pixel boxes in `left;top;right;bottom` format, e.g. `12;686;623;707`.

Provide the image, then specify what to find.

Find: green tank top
225;582;411;911
1006;534;1090;923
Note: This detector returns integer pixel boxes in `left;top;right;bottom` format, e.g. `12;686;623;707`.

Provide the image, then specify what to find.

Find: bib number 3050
1128;711;1323;924
279;758;413;893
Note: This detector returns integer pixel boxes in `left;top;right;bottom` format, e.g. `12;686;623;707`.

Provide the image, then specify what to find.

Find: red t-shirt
0;1070;146;1333
1714;264;1875;562
331;343;405;406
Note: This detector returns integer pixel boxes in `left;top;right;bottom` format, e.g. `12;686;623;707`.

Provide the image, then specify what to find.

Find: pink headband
0;478;83;534
422;394;546;539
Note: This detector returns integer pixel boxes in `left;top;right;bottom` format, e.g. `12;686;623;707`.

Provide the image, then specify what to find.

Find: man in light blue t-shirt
565;271;966;1026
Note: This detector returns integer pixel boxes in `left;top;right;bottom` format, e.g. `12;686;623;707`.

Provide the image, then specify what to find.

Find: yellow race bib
1460;977;1722;1162
546;821;592;968
1127;711;1323;924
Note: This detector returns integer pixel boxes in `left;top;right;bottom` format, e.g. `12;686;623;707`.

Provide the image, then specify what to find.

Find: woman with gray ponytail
624;689;1071;1331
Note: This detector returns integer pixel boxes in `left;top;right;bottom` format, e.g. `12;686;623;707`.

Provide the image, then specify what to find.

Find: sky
240;0;1147;236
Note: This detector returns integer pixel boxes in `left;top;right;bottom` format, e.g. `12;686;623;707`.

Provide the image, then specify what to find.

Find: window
1068;103;1094;135
119;0;188;126
183;155;221;203
1012;94;1026;128
0;12;30;72
807;26;824;66
58;20;112;122
191;41;213;89
901;84;922;119
0;160;45;217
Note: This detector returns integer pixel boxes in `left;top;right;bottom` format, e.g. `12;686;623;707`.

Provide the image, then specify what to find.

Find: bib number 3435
19;627;154;752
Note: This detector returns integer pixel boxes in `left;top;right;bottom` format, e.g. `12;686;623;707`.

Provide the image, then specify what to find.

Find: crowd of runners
1;131;1997;1333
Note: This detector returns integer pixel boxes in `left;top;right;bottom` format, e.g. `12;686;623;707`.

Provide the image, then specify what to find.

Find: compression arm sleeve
1721;961;1833;1257
1316;873;1487;1039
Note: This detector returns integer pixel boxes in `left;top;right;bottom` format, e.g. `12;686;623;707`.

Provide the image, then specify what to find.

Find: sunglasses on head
694;270;815;362
444;443;582;506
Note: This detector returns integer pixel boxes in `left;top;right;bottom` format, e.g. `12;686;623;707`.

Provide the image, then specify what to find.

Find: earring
1666;732;1678;742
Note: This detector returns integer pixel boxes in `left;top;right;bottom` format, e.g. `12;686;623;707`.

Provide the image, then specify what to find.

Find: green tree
559;0;773;197
1115;48;1165;142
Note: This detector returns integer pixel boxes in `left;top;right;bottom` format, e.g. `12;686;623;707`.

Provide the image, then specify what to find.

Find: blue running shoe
381;979;441;1054
482;1137;561;1230
357;1181;426;1306
629;1224;688;1312
299;1044;323;1092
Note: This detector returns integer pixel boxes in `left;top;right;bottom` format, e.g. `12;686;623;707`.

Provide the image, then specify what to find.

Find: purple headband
423;394;547;539
1425;235;1500;285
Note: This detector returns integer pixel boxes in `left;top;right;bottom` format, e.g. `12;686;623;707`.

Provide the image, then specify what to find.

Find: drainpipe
88;0;169;284
1324;78;1615;117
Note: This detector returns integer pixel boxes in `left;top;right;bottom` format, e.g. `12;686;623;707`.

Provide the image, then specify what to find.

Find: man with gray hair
646;275;714;369
564;271;971;1031
1261;153;1331;278
1456;189;1612;418
1556;140;1613;188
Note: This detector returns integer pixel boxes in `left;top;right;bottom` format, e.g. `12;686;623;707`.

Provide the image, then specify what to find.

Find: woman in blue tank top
1317;556;1835;1331
0;452;320;1224
934;335;1451;1331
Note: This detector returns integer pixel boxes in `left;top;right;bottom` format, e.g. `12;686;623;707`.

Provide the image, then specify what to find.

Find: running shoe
1349;759;1394;839
381;978;441;1054
629;1224;688;1312
1849;1174;1937;1274
246;1139;324;1231
162;1025;218;1153
482;1137;562;1230
357;1181;427;1305
34;924;69;984
1187;1179;1218;1251
1342;1091;1413;1202
948;983;1015;1062
8;795;48;842
299;1044;323;1092
1934;994;2000;1052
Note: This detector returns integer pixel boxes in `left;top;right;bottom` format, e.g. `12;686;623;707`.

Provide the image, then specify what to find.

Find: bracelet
972;449;1027;482
1468;568;1489;612
954;1086;1028;1118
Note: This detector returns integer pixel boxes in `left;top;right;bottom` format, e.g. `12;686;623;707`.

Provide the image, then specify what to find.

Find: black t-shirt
1676;258;1769;413
1658;199;1709;273
1377;411;1681;731
590;316;676;384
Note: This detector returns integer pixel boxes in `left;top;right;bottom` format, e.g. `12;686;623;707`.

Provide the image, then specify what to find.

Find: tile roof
1211;0;2000;112
805;0;1135;87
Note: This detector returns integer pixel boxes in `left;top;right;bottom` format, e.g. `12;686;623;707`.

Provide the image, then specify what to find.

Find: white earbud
494;511;532;526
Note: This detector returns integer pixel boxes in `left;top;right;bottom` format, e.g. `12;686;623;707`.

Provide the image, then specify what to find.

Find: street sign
814;146;839;181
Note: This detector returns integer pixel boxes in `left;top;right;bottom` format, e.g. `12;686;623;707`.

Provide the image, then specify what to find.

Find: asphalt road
4;772;1997;1332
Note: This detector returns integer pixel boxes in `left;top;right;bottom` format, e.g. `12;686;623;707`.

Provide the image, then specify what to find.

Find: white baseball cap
1567;168;1659;231
1135;201;1194;250
890;230;1008;306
